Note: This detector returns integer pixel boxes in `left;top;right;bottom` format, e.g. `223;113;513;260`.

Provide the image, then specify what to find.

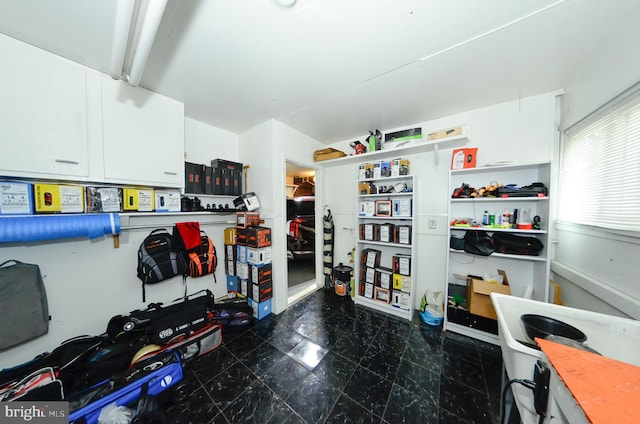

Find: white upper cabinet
101;75;184;188
0;34;89;178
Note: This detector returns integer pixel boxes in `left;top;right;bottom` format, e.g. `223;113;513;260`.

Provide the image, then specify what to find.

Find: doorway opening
286;161;317;301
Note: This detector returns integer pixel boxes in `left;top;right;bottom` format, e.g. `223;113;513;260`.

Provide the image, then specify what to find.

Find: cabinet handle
164;171;177;176
55;159;79;165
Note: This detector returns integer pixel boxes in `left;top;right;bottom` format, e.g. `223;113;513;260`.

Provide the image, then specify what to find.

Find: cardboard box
184;162;205;194
251;263;272;285
225;259;236;276
35;183;84;213
451;147;478;170
391;291;411;310
236;212;260;229
384;127;422;148
247;247;272;266
224;244;237;261
246;226;271;248
376;267;393;290
236;245;247;263
224;227;237;245
393;273;411;293
359;201;375;217
361;248;381;269
247;297;272;320
374;287;391;304
392;198;412;217
428;126;463;141
154;189;181;212
390;158;410;176
251;280;273;302
240;278;249;297
85;186;123;213
378;223;395;243
467;270;511;320
0;182;34;215
123;188;154;212
236;261;249;280
226;275;239;293
395;225;412;245
236;227;247;245
375;200;392;217
359;223;378;241
211;159;243;196
392;253;411;276
313;147;346;162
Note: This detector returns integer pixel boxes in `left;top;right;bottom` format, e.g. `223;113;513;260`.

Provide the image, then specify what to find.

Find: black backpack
136;229;187;302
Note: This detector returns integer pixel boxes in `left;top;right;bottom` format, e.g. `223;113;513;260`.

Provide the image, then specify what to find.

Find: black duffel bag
463;231;495;256
492;232;544;256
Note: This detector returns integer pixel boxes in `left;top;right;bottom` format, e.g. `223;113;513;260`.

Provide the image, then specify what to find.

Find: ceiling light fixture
110;0;168;87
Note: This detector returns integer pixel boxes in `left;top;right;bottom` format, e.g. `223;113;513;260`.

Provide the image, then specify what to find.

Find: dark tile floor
167;288;506;423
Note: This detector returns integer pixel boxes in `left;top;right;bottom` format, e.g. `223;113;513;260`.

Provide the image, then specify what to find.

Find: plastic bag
419;290;444;326
98;402;133;424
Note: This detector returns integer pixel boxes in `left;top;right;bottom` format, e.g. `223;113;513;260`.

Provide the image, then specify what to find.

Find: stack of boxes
224;211;273;320
359;249;411;311
185;159;243;196
0;180;182;215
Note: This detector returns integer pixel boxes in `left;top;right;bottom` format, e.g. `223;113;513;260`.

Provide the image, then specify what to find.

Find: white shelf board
444;321;499;345
319;129;469;168
449;226;547;235
354;295;413;321
448;249;547;262
358;240;412;248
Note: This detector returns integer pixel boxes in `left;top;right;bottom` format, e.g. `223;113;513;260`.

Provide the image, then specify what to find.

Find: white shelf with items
444;161;552;343
319;125;470;168
354;172;416;321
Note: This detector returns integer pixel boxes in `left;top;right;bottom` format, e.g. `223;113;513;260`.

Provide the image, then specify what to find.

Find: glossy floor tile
164;289;511;423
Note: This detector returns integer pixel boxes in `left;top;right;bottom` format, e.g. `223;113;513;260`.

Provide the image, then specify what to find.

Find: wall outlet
428;218;437;229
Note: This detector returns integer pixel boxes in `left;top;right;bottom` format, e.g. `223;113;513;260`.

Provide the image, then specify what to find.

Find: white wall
552;10;640;319
238;120;325;315
560;10;640;130
0;119;240;370
325;92;558;311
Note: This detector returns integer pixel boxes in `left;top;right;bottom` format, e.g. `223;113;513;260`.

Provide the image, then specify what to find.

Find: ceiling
1;0;639;145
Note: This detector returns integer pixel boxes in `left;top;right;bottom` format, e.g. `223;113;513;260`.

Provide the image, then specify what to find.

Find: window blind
559;92;640;231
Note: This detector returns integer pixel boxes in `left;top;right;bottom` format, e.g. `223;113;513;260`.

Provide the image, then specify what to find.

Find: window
559;90;640;232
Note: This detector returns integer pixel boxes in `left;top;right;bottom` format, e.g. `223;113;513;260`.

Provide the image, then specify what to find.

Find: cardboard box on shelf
451;147;478;170
154;189;181;212
1;182;34;215
467;270;511;320
248;297;272;320
85;186;123;213
123;188;154;212
35;183;84;213
313;147;346;162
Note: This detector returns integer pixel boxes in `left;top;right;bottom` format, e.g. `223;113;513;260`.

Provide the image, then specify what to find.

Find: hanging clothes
323;207;334;288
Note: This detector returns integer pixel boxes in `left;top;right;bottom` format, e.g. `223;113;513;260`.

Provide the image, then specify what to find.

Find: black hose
499;378;536;424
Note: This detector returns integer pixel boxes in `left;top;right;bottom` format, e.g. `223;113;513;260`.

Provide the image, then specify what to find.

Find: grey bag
0;260;50;351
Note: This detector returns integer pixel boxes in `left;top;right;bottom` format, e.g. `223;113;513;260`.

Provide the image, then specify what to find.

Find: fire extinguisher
349;140;366;155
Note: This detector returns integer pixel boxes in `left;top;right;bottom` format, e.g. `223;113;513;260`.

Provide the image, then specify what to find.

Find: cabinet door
101;75;184;187
0;35;89;178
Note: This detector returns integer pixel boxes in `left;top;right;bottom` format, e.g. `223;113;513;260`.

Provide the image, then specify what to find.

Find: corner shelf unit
354;173;416;321
444;162;552;344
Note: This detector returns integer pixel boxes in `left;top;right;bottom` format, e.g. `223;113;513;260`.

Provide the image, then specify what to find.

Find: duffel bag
492;232;544;256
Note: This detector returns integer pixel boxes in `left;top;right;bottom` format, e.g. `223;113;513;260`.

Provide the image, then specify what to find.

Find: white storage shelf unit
355;174;416;321
445;162;552;342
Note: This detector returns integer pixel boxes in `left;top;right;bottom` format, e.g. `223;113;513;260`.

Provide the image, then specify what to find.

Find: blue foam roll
0;213;120;243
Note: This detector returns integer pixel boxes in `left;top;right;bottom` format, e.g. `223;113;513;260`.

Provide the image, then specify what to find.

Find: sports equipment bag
136;229;187;302
67;350;183;424
0;260;50;351
492;232;544;256
131;323;222;365
187;231;218;280
106;290;216;346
